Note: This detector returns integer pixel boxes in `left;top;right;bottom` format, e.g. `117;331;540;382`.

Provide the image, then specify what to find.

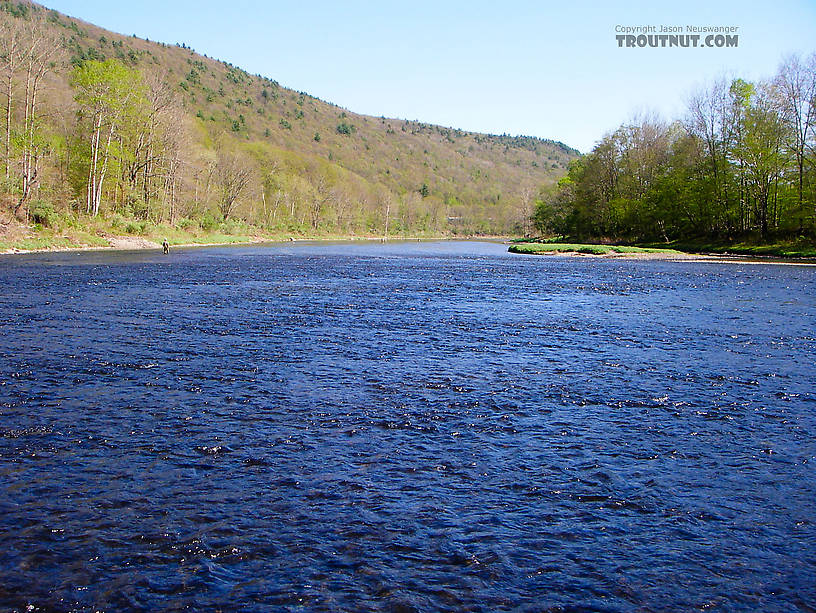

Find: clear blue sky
41;0;816;152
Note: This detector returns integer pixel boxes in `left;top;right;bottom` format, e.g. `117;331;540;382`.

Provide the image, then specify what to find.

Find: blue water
0;241;814;611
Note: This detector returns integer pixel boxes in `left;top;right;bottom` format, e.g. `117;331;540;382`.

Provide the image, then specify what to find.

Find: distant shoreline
508;249;816;265
0;234;511;256
510;249;707;260
508;242;816;265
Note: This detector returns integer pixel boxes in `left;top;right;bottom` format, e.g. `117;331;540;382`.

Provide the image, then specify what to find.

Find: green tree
71;58;145;216
738;84;788;237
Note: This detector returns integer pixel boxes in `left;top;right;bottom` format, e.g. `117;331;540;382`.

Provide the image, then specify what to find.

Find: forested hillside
0;1;578;247
534;55;816;246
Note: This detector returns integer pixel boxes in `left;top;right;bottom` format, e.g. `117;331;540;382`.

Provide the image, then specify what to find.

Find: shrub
221;219;239;235
199;212;220;231
0;175;19;195
109;214;126;229
29;200;58;228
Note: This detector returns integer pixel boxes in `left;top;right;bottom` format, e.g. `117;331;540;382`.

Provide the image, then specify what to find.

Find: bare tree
16;17;62;216
120;70;183;212
686;78;733;230
774;53;816;224
215;149;252;219
518;185;536;237
332;186;350;233
190;147;217;214
0;17;20;182
381;191;392;239
309;174;332;229
618;111;671;197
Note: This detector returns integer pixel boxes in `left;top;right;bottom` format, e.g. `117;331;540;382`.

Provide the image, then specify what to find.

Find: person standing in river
162;239;169;255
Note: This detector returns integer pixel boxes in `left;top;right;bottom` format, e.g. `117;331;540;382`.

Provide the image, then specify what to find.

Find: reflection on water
1;241;814;611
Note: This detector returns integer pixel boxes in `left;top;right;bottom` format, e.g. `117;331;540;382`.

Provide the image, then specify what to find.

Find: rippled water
1;241;815;612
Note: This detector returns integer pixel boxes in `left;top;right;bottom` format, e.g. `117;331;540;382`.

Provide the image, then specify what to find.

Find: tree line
534;54;816;243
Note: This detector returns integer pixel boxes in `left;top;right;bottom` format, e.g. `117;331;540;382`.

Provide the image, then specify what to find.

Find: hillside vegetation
0;1;578;248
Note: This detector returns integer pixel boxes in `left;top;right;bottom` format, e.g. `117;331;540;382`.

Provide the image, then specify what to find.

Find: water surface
1;241;814;611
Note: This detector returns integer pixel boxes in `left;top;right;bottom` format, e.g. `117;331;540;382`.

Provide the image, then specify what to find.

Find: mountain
0;0;579;240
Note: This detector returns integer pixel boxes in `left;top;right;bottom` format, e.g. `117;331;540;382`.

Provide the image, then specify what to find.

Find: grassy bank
509;242;682;256
510;235;816;259
639;238;816;259
1;217;257;252
0;212;462;253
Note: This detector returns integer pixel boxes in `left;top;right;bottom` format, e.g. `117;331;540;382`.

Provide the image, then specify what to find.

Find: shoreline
0;234;268;255
507;240;816;264
513;249;709;260
0;233;508;256
509;247;816;265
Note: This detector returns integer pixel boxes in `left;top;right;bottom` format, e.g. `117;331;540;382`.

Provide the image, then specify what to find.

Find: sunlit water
1;241;814;611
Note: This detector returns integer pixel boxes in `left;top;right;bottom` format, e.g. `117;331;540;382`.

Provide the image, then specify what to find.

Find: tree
308;173;334;230
738;83;788;237
16;16;62;216
516;185;537;236
71;59;145;216
380;190;393;239
118;70;184;220
686;79;733;233
727;79;756;233
215;148;252;220
774;53;816;227
0;16;20;182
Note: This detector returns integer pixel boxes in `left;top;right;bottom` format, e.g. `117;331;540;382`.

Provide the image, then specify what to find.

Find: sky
39;0;816;152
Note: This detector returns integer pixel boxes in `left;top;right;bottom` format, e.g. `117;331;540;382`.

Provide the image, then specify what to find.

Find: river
0;241;814;611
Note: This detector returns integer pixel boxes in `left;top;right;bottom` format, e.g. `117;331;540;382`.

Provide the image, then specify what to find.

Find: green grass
512;237;816;259
0;214;461;253
509;242;681;256
0;227;110;252
640;238;816;259
166;232;258;246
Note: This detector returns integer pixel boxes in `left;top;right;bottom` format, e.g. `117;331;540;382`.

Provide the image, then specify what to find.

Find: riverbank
508;242;700;259
0;216;471;255
509;239;816;261
639;238;816;259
